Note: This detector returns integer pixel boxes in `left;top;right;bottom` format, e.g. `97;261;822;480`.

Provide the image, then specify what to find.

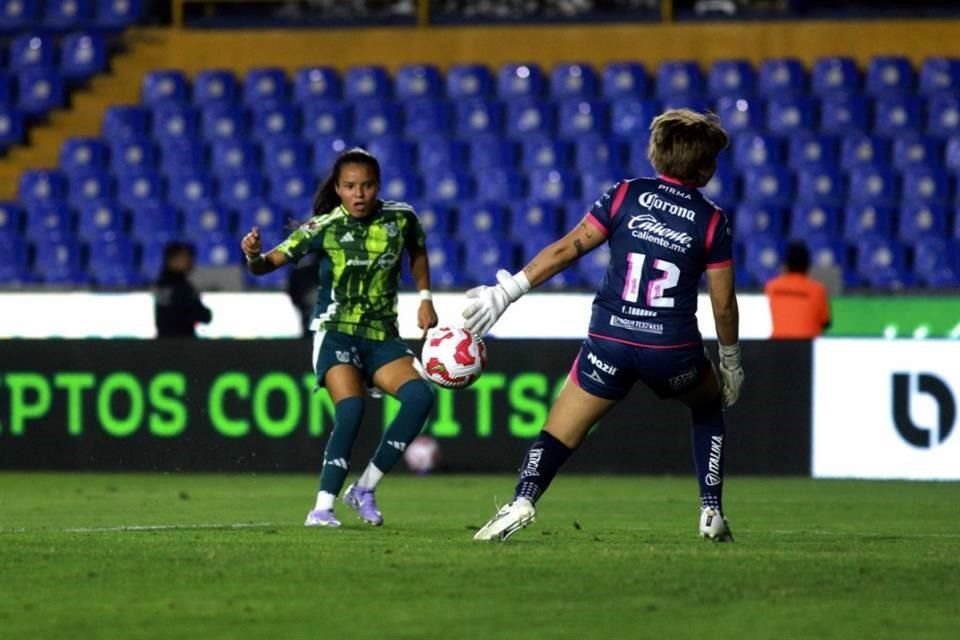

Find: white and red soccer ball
419;327;487;389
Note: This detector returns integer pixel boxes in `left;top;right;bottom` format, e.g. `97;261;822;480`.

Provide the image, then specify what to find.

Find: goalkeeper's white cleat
699;507;734;542
473;498;536;541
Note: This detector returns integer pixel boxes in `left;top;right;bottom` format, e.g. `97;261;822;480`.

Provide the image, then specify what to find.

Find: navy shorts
312;330;415;388
570;335;710;400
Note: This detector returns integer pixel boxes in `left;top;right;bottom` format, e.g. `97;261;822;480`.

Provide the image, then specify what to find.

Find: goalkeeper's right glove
462;269;530;337
717;342;745;408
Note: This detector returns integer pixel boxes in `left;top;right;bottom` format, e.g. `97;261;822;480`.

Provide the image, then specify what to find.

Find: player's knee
334;396;365;431
397;378;434;413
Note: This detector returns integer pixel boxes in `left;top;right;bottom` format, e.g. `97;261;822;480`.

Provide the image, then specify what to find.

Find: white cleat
473;498;536;541
699;507;734;542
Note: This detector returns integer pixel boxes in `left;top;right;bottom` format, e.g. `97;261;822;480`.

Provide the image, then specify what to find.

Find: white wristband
419;289;432;301
245;253;264;264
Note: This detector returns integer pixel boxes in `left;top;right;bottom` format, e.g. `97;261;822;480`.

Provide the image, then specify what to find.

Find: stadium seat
789;203;841;239
912;237;959;287
243;67;289;105
201;103;248;141
510;200;561;238
345;65;391;100
396;64;442;99
732;134;785;170
787;133;838;170
898;202;948;241
901;166;951;206
0;202;25;236
702;165;738;210
34;237;86;286
237;201;285;234
796;166;846;206
45;0;92;32
581;170;619;201
847;166;899;206
506;98;554;137
874;95;924;137
60;33;107;83
17;68;65;116
946;136;960;173
855;236;910;289
840;134;890;170
843;203;894;241
707;59;755;99
158;139;207;175
403;98;452;136
380;172;421;201
183;203;230;236
168;173;215;209
259;138;305;175
117;170;163;208
550;63;598;99
415;202;454;236
251;102;298;140
142;70;189;105
811;56;860;96
103;105;150;140
656;60;704;100
151;103;199;142
557;98;609;138
0;106;24;150
352;99;402;139
310;135;352;173
529;168;579;202
19;169;67;209
766;96;817;134
0;72;14;107
574;135;624;171
926;93;960;138
743;236;784;286
129;201;179;240
610;97;659;139
468;134;515;171
819;94;870;135
269;171;314;213
521;136;571;170
576;241;610;284
10;34;54;71
218;172;264;210
301;100;351;140
892;135;941;170
86;233;140;284
417;136;467;172
805;236;850;276
455;99;504;136
194;233;239;267
77;201;124;240
919;57;960;96
193;69;239;106
60;137;108;174
463;236;516;283
732;203;785;239
68;169;113;205
366;136;415;172
293;66;341;102
602;62;649;99
497;63;545;98
458;202;508;238
97;0;142;30
0;0;39;32
26;201;73;240
714;96;764;134
110;137;156;175
741;166;794;207
866;56;915;95
0;241;31;284
474;168;525;201
425;237;464;286
446;64;494;100
758;58;806;96
425;170;473;203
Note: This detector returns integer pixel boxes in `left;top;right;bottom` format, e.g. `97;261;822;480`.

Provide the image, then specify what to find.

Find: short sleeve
586;180;630;233
705;210;733;269
403;209;426;251
274;218;325;262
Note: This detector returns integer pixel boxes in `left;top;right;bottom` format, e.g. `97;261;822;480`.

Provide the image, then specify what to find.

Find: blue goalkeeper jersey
584;176;734;348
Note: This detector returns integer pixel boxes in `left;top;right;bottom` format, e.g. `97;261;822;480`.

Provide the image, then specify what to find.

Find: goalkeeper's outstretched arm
520;217;608;289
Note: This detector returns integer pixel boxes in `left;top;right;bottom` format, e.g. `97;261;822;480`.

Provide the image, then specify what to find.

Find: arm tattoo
574;239;585;257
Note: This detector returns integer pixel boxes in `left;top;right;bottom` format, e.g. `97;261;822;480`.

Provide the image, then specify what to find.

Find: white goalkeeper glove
717;342;745;408
462;269;531;337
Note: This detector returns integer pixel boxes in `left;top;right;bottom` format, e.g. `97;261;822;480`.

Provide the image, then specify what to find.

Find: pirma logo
891;373;956;448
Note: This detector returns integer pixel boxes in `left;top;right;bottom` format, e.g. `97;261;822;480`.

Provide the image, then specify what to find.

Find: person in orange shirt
765;241;831;339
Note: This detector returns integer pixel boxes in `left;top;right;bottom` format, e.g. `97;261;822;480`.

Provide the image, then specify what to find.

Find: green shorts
312;329;415;387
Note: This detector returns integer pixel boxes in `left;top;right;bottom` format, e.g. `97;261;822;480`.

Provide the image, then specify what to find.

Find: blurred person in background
154;241;212;338
287;252;320;338
241;148;438;529
765;241;831;339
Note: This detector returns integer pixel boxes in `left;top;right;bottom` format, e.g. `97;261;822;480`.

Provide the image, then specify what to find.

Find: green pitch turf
1;473;958;640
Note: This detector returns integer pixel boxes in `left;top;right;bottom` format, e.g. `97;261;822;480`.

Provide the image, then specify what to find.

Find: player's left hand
717;343;745;407
417;300;439;339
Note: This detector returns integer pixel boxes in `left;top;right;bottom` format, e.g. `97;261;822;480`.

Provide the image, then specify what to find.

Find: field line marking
0;522;276;534
769;529;960;539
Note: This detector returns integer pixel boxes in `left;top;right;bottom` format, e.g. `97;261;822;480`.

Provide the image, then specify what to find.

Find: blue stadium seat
732;134;785;170
19;169;67;209
293;66;340;102
425;237;464;286
201;103;247;141
866;56;915;96
463;236;516;283
550;63;598;99
529;169;579;203
77;201;124;240
506;98;554;137
311;135;351;173
243;67;289;105
168;173;214;209
796;166;846;206
855;236;910;289
840;134;890;170
0;107;24;150
602;62;648;99
946;136;960;173
811;56;860;96
901;166;951;206
345;65;391;100
89;237;143;289
741;166;794;207
454;99;503;136
446;64;494;100
497;63;545;98
158;139;206;175
151;103;199;142
68;169;112;205
380;171;420;201
926;93;960;139
575;135;623;171
251;102;298;140
129;200;178;240
898;202;948;242
17;68;64;116
789;203;841;239
237;201;285;234
475;168;525;201
656;60;704;100
218;172;263;210
707;59;755;99
352;99;402;139
714;96;764;134
1;0;39;32
610;97;659;138
142;70;189;105
562;201;594;230
10;34;54;70
557;98;609;138
60;33;107;83
244;263;288;290
787;133;838;170
912;237;959;288
96;0;142;30
766;96;817;134
194;233;239;267
521;136;570;170
425;170;473;203
103;105;150;140
26;201;73;239
183;203;230;235
301;99;351;140
467;134;515;171
458;202;508;238
139;238;171;279
414;202;454;236
193;70;239;106
743;236;784;286
416;136;467;172
59;137;108;174
269;171;314;213
581;170;619;201
34;237;86;286
874;95;924;137
702;165;738;210
576;241;611;285
819;94;870;135
403;98;452;136
892;135;941;170
848;166;899;206
0;72;14;106
510;201;560;238
366;136;415;172
843;203;894;241
396;64;441;100
0;202;25;236
758;58;806;97
258;139;305;176
805;236;850;277
110;137;156;175
919;57;960;96
733;203;785;239
0;240;31;284
661;95;709;113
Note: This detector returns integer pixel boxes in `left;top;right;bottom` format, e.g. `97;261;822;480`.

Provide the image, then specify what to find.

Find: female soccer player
466;110;744;542
241;148;438;528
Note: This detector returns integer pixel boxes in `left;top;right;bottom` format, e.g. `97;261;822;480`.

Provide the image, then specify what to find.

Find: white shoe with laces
699;507;734;542
473;498;536;541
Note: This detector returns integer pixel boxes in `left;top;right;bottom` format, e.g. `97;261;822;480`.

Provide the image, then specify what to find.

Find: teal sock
319;397;364;496
372;379;434;473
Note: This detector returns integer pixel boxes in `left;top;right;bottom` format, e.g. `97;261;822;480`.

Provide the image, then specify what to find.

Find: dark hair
311;148;381;216
648;109;728;187
786;241;811;273
163;241;195;263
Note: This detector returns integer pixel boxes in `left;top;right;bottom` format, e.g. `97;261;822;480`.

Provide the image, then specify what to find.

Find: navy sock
319;397;364;496
691;396;725;511
372;379;434;473
514;430;573;504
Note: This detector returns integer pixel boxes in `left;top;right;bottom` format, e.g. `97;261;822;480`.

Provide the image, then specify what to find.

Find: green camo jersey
273;201;426;340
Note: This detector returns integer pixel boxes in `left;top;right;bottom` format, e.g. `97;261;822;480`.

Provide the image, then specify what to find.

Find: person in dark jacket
154;241;212;338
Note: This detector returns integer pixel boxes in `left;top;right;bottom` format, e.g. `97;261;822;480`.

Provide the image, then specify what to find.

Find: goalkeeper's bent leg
514;430;574;503
690;396;725;511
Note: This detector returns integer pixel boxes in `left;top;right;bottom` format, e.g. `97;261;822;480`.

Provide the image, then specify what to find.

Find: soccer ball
403;435;440;474
419;326;487;389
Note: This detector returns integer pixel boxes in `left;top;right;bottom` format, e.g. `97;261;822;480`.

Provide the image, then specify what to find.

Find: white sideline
0;522;275;534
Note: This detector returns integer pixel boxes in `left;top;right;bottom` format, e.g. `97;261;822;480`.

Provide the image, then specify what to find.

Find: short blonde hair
647;110;728;187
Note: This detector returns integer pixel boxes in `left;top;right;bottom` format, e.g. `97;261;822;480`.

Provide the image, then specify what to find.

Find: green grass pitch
1;473;958;640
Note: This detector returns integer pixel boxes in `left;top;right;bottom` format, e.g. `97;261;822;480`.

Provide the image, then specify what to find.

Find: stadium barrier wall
0;339;810;474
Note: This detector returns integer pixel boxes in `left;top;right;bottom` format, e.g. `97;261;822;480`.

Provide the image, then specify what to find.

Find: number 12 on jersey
622;252;679;307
